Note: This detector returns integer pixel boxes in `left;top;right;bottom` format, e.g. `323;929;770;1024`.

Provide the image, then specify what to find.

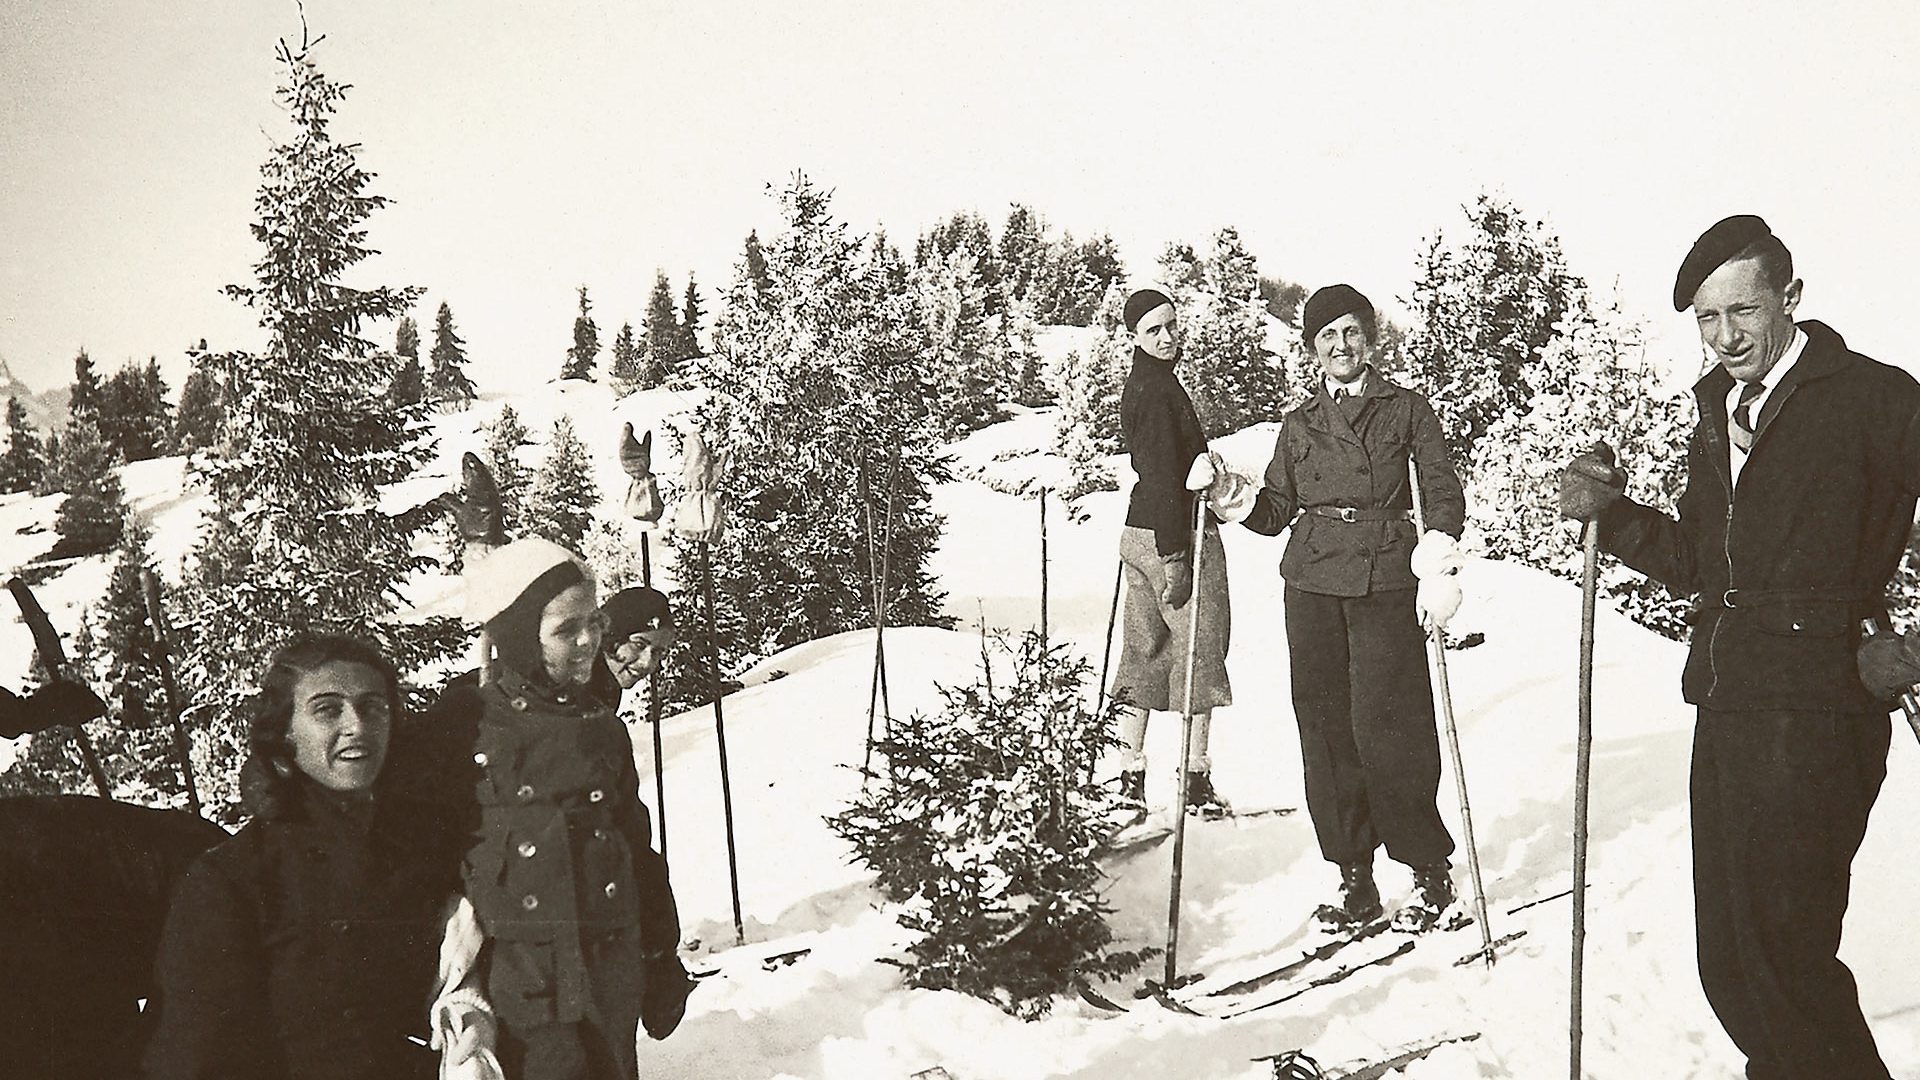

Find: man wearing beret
1111;287;1234;816
1194;284;1468;933
1559;214;1917;1078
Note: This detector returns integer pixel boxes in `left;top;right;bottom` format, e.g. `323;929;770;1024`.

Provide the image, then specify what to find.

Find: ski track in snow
6;378;1920;1078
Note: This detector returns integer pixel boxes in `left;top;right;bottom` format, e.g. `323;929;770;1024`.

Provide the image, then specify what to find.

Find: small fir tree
997;204;1049;305
69;348;101;425
1;396;46;493
527;414;598;550
428;301;478;406
828;632;1153;1020
608;322;644;397
483;403;532;536
389;314;426;406
560;285;600;381
679;276;706;364
641;271;680;387
51;418;127;557
172;349;223;453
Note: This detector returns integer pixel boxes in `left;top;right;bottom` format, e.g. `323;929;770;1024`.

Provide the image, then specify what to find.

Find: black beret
1123;289;1174;332
1302;284;1373;342
1673;214;1771;311
602;585;673;640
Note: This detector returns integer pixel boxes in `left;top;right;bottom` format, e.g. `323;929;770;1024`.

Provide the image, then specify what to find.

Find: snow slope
7;393;1920;1078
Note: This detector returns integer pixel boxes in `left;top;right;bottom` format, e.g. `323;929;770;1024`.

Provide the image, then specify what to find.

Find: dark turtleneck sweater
1120;346;1208;556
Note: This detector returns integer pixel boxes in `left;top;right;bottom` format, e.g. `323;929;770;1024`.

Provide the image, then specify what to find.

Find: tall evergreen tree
916;210;1002;317
560;286;600;381
679;276;705;363
483;403;532;536
1;396;46;493
69;348;101;425
608;322;644;397
641;272;680;386
98;359;171;463
742;230;773;298
36;428;60;495
389;313;426;406
181;27;467;815
173;349;223;453
676;172;950;710
428;301;478;406
51;418;126;557
526;415;597;550
997;203;1048;305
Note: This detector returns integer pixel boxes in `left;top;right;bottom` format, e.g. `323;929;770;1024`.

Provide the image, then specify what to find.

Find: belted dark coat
140;781;457;1080
1598;320;1920;713
1243;372;1465;595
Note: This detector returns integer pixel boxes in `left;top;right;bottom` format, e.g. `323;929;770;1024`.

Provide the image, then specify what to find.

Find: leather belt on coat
1306;505;1412;523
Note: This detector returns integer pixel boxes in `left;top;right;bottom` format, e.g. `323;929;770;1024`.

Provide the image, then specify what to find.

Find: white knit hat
464;537;588;625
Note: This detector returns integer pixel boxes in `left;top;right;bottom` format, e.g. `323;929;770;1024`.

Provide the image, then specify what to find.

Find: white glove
1409;530;1464;580
431;988;505;1080
1185;451;1217;492
1417;574;1463;631
1205;469;1258;525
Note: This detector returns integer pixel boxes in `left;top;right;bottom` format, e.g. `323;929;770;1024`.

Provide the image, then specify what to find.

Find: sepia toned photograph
4;2;1919;1077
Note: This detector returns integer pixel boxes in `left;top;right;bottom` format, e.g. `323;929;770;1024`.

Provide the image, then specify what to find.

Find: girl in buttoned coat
393;537;686;1080
143;634;457;1080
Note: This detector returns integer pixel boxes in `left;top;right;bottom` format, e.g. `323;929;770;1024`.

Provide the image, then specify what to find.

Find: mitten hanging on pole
616;422;672;854
670;428;744;945
437;452;508;685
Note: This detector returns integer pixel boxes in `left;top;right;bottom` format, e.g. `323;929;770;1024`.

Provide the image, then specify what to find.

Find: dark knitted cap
602;586;673;641
1302;284;1373;342
1673;215;1771;311
1123;288;1174;332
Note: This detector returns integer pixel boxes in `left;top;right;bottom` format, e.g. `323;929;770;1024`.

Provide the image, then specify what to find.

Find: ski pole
863;442;903;778
1571;519;1600;1080
1164;497;1206;987
1095;559;1123;719
7;577;111;799
139;569;202;818
641;532;669;860
700;540;746;946
1039;487;1049;650
1408;460;1493;966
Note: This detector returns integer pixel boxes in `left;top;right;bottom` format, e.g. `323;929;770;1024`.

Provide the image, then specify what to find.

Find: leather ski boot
1391;862;1464;933
1183;769;1229;819
1312;860;1384;931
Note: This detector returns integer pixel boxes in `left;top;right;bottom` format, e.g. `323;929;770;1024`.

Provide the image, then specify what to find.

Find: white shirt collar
1325;367;1370;398
1738;328;1807;399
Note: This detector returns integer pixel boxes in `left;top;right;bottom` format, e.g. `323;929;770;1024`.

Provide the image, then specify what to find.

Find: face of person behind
1313;312;1373;384
1691;256;1801;384
1131;303;1180;362
287;660;392;793
540;582;605;689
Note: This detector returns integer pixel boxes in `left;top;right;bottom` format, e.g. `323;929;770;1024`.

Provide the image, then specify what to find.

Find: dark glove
1857;629;1920;702
1558;442;1626;522
641;953;696;1040
1160;549;1194;610
30;680;108;733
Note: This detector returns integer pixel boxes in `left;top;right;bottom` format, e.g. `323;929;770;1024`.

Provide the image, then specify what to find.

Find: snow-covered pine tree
561;285;600;381
173;343;223;454
389;313;426;406
527;414;598;551
50;418;126;558
741;230;772;298
667;172;951;710
36;428;60;496
827;631;1152;1019
917;210;1003;318
1;396;46;494
679;276;705;366
608;322;644;397
68;348;101;426
997;203;1049;307
641;271;680;388
1403;192;1583;466
483;403;532;537
180;27;468;816
910;245;1009;436
97;359;171;463
428;301;478;407
1167;227;1288;437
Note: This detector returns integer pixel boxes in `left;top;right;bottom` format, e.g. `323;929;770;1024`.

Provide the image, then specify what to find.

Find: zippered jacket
1598;321;1920;712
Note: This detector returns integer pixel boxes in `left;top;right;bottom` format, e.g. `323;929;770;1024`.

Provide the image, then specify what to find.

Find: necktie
1730;381;1763;454
1333;388;1348;403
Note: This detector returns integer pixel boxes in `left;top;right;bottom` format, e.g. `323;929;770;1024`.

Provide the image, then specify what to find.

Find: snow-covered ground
7;386;1920;1078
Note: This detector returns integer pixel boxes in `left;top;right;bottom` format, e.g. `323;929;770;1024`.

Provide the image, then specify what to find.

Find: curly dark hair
237;634;402;820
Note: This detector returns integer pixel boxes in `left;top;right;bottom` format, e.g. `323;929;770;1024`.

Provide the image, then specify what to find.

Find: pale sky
3;0;1918;396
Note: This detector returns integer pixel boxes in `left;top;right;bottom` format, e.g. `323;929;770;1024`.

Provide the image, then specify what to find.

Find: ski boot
1111;768;1148;828
1311;860;1384;931
1391;862;1467;933
1183;769;1229;819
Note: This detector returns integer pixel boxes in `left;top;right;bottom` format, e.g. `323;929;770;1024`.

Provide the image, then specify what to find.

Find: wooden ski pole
7;577;111;799
640;533;670;860
1164;498;1206;987
1039;487;1049;649
1571;519;1601;1080
1095;559;1123;718
139;569;201;818
866;443;902;755
1408;461;1493;966
700;540;746;946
